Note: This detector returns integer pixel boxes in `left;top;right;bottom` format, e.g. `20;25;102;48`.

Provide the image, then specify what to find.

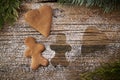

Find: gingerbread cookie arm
24;48;32;57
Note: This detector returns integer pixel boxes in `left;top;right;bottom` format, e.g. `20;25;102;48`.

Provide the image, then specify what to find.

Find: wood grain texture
0;2;120;80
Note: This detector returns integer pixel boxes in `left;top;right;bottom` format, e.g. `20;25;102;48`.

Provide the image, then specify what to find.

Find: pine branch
58;0;120;12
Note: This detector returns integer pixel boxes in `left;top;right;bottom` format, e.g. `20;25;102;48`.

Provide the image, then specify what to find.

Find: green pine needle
0;0;20;30
81;61;120;80
58;0;120;12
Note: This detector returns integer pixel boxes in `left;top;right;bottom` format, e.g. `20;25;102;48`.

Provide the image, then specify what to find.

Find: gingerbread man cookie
24;37;49;70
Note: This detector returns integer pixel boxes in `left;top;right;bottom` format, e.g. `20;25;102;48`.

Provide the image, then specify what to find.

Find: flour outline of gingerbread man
50;33;72;67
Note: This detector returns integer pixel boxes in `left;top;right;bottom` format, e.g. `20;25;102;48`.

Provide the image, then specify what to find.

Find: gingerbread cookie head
24;37;49;70
24;37;36;47
24;5;53;37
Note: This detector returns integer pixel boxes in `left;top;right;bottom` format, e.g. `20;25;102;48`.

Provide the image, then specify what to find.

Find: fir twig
58;0;120;12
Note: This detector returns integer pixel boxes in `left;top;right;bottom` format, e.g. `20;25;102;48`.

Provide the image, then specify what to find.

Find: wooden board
0;2;120;80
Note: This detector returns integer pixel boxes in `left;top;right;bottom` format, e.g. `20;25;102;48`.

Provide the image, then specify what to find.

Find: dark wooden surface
0;2;120;80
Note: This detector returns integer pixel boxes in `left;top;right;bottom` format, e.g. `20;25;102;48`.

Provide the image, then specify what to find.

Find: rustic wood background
0;1;120;80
